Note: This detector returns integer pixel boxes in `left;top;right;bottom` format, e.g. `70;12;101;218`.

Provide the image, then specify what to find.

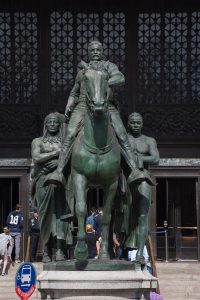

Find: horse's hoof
135;252;145;265
98;252;110;260
43;171;66;187
55;249;66;261
74;241;88;261
99;244;110;260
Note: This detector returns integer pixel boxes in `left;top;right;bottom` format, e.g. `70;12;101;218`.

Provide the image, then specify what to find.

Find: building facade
0;0;199;261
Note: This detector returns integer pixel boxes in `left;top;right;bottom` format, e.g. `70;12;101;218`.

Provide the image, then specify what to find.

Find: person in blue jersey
6;204;23;263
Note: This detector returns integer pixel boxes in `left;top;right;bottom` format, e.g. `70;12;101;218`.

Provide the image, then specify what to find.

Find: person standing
6;204;23;263
0;226;13;275
29;209;40;262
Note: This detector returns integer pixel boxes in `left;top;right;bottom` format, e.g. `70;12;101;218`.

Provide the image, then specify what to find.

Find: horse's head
84;66;109;115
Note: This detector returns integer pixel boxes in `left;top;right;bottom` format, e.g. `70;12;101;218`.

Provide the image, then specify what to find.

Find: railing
154;224;198;262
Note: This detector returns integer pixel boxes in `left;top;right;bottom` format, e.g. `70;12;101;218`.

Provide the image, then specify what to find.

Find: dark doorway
87;188;103;213
0;178;19;230
156;178;198;260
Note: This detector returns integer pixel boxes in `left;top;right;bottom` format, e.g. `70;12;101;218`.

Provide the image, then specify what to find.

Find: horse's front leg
72;170;88;261
99;179;118;260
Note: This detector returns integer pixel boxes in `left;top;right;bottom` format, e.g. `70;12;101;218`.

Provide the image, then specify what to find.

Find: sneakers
15;259;21;264
1;272;6;276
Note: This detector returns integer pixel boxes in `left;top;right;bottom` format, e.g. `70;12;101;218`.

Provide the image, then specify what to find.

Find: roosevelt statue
44;41;154;261
47;40;153;186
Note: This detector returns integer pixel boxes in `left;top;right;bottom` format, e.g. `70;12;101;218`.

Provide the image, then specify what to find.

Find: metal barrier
150;220;168;262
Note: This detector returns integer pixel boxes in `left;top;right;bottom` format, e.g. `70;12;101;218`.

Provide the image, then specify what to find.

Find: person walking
29;209;40;262
6;204;23;263
0;226;13;275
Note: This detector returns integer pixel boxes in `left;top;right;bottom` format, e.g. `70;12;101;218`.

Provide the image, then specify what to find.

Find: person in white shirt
0;226;13;276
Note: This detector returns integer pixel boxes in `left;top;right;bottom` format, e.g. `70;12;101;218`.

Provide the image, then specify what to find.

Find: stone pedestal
37;260;158;300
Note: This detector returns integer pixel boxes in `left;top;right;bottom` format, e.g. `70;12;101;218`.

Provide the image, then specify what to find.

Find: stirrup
127;170;145;184
128;170;155;186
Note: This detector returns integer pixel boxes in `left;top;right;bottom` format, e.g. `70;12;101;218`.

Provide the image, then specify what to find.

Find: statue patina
124;112;160;264
47;40;153;187
44;41;154;262
31;113;73;263
71;66;121;260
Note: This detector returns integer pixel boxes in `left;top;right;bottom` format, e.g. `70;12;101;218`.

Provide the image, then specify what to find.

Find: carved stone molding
158;158;200;166
0;158;32;167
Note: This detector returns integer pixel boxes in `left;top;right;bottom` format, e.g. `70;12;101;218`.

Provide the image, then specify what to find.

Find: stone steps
0;261;200;300
156;261;200;300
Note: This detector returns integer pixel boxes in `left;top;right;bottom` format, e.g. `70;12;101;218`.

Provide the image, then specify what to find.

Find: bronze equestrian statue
71;66;121;260
48;40;153;187
43;40;155;262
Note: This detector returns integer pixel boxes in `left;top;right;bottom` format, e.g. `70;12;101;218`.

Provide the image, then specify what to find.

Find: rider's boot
128;168;155;186
122;146;155;186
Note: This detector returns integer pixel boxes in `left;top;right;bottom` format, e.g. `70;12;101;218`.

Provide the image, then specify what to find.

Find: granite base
37;260;158;300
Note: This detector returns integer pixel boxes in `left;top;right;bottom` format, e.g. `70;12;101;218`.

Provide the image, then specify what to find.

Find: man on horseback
50;40;153;185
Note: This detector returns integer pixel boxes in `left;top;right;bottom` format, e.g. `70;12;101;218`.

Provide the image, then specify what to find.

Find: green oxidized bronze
47;40;153;188
71;66;121;260
124;112;160;263
31;113;73;262
36;40;158;263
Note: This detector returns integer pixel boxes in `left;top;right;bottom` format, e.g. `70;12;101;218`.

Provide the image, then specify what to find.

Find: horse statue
71;66;121;260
